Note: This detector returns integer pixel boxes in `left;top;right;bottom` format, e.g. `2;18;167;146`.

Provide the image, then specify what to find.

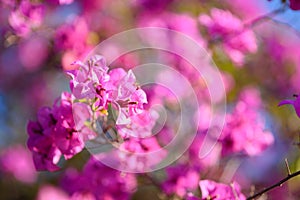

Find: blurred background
1;0;300;199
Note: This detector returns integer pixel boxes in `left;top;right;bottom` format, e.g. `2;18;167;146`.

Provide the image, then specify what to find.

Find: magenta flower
162;164;200;197
279;94;300;118
8;0;44;37
61;157;137;200
219;88;274;156
199;180;246;200
117;110;158;138
55;17;89;52
117;137;166;172
109;69;148;125
0;145;37;183
290;0;300;10
68;56;148;125
67;55;109;100
199;8;257;66
27;92;85;171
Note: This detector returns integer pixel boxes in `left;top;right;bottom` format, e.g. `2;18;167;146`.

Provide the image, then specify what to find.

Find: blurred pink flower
189;131;222;170
55;17;92;70
199;8;257;66
199;180;246;200
55;17;89;52
162;164;200;197
0;145;37;183
37;185;70;200
117;137;166;172
8;0;44;37
138;12;206;48
61;157;137;200
18;36;49;71
220;88;274;156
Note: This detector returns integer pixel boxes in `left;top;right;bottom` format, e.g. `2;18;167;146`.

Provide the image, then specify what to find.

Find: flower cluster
199;180;246;200
199;8;257;66
27;92;84;171
26;55;154;172
8;0;44;37
219;88;274;156
61;157;137;200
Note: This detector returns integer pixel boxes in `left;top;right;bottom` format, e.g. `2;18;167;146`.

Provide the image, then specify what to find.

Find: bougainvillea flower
199;180;246;200
279;94;300;118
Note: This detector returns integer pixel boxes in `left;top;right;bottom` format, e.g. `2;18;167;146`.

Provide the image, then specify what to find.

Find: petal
278;99;295;106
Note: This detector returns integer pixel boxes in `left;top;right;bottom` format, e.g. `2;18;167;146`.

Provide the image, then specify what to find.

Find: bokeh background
1;0;300;199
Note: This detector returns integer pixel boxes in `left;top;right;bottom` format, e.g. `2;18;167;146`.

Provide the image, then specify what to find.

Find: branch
209;5;287;45
244;4;287;28
247;170;300;200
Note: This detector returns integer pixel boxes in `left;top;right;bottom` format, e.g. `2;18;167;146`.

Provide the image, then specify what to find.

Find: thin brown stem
247;170;300;200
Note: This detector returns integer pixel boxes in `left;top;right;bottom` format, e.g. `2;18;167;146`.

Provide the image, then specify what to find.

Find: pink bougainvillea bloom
279;94;300;118
61;157;137;200
290;0;300;10
220;88;274;156
27;92;85;171
117;137;166;172
117;109;158;138
8;0;44;37
0;145;37;183
162;164;200;197
199;180;246;200
55;17;89;52
138;12;206;48
67;55;109;100
199;8;257;66
68;56;148;125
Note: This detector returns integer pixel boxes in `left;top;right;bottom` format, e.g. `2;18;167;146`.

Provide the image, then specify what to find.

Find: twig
285;158;291;175
247;170;300;200
209;5;287;45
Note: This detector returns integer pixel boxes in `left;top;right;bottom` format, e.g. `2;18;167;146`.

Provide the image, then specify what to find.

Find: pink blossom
27;92;85;171
279;94;300;118
138;12;206;48
199;8;257;66
199;180;246;200
68;56;148;126
189;131;222;170
0;145;37;183
8;0;44;37
117;137;166;172
67;55;109;100
162;164;200;197
55;17;89;52
61;157;137;200
219;88;274;156
117;110;158;138
109;69;148;125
